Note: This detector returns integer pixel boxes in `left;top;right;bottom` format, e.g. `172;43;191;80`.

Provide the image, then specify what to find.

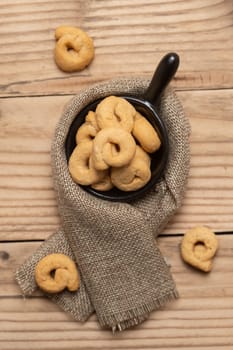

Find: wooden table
0;1;233;349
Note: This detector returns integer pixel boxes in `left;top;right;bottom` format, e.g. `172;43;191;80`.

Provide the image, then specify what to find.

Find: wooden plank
0;90;232;240
0;0;232;96
1;235;233;297
0;235;232;349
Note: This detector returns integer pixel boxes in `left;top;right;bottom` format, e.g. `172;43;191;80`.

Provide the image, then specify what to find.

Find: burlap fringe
101;289;179;332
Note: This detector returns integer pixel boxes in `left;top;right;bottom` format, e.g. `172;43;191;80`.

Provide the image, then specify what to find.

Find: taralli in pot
75;122;98;144
68;96;165;192
35;253;79;294
68;141;107;185
96;96;136;132
111;146;151;191
54;26;94;72
133;144;151;166
85;111;100;131
132;112;161;153
91;173;113;191
180;226;218;272
92;127;136;170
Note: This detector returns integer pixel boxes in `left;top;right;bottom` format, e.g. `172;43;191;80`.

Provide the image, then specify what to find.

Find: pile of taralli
68;95;161;192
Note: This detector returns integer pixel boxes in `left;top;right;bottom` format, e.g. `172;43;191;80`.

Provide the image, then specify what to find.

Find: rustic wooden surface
0;0;233;349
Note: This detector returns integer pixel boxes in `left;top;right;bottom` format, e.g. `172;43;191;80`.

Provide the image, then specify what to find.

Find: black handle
144;52;180;106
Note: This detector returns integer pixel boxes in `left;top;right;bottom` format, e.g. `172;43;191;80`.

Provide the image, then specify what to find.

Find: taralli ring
68;141;107;185
54;26;94;72
92;127;136;170
91;173;113;191
35;253;80;294
180;226;218;272
132;112;161;153
76;111;99;144
96;96;136;132
75;122;98;144
111;146;151;191
85;111;100;131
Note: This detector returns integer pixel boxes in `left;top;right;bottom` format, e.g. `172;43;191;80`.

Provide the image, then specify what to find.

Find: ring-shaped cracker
35;253;79;294
132;112;161;153
96;96;136;132
92;127;136;170
85;111;100;131
75;122;98;144
181;226;218;272
91;173;113;191
111;146;151;191
68;141;107;185
54;26;94;72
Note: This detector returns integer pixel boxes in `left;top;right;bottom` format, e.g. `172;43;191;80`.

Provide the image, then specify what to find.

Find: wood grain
0;1;232;349
0;90;232;240
0;235;232;349
0;0;232;97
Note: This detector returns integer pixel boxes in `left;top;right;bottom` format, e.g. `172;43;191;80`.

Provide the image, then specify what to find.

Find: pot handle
144;52;180;106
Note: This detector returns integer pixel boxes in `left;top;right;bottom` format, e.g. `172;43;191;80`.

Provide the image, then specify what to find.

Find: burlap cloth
16;77;191;331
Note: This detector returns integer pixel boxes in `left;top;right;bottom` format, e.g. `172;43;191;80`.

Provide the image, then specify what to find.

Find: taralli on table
180;226;218;272
35;253;80;294
132;112;161;153
111;146;151;191
68;141;107;185
96;96;136;132
54;26;94;72
92;127;136;170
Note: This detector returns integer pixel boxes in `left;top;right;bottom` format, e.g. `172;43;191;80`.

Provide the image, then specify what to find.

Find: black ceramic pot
65;52;180;201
